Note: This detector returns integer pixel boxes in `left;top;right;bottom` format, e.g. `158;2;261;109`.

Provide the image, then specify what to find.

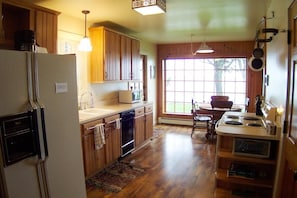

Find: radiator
158;117;192;126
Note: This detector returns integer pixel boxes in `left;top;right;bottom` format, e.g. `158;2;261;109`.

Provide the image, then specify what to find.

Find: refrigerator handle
32;53;49;158
40;107;49;157
27;52;37;111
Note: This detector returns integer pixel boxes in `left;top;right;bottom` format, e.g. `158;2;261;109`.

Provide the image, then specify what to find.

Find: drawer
145;105;153;113
135;107;144;117
81;119;103;136
104;114;120;123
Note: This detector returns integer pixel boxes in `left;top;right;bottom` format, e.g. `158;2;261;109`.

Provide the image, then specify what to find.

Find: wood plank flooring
87;124;216;198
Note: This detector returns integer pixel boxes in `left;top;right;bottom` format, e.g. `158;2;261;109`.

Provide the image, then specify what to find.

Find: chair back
211;96;229;101
210;100;233;109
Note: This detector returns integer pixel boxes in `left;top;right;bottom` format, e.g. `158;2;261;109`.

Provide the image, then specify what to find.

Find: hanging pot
248;57;264;71
252;47;264;58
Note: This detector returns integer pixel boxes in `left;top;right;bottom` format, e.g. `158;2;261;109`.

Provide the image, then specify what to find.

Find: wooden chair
211;95;229;101
191;100;214;141
210;100;233;109
209;100;233;142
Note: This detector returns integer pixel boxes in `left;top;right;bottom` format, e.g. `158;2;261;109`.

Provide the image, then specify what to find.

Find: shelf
216;169;274;188
214;188;243;198
218;151;276;165
214;188;268;198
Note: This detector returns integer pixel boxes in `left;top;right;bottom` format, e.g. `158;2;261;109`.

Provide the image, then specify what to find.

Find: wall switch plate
55;82;68;93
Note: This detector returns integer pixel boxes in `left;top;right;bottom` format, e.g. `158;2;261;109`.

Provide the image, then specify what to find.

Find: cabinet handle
294;170;297;181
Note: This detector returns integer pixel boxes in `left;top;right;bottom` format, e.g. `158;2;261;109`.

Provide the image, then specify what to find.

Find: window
163;58;247;114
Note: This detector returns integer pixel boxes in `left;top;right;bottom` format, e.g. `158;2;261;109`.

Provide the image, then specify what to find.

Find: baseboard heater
158;117;192;126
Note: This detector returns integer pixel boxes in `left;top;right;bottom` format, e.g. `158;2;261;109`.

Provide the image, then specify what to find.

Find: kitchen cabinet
134;107;145;148
131;38;141;80
89;26;121;82
1;0;59;53
215;134;279;197
89;26;140;82
145;104;153;140
121;35;141;80
120;35;132;80
104;114;121;165
81;119;106;178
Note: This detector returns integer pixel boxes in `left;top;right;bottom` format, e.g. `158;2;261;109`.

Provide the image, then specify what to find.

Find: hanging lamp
78;10;92;52
195;42;214;54
191;34;214;55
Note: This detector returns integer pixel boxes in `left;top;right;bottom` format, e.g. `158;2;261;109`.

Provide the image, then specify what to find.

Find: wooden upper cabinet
1;0;59;53
35;10;58;54
121;35;132;80
89;26;121;82
131;38;141;80
89;26;140;82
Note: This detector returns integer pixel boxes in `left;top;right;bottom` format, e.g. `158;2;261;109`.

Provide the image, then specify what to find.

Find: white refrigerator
0;49;87;198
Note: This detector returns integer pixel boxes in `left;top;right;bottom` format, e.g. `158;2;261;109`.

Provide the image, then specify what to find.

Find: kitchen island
214;111;281;198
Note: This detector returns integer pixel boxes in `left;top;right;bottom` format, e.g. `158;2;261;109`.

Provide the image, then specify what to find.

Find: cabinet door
104;114;121;165
35;10;57;53
104;126;113;165
145;111;153;140
82;134;96;177
131;39;141;80
104;29;120;80
135;107;145;147
121;35;132;80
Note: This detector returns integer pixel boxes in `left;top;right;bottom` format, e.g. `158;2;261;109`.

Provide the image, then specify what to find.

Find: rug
86;161;145;193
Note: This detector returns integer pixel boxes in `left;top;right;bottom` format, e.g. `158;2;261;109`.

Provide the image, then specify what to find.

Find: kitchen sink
80;108;114;114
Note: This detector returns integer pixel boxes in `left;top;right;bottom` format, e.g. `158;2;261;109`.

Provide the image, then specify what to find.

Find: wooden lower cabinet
134;107;145;148
80;105;153;178
215;135;279;197
104;114;121;165
81;119;106;178
145;104;153;140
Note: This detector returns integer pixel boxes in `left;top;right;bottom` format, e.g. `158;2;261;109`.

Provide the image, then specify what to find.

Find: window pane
163;58;247;114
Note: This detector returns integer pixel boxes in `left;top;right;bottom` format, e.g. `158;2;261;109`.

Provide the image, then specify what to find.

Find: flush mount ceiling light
132;0;166;15
78;10;92;52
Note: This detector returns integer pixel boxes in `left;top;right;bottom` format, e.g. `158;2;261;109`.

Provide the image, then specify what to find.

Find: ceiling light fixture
132;0;166;15
195;42;214;54
191;34;214;55
78;10;92;52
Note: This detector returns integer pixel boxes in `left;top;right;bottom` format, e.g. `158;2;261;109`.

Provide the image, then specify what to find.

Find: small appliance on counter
119;89;142;104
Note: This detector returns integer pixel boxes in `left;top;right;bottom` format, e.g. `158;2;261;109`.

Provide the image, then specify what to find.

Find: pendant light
190;34;214;55
195;41;214;54
78;10;92;52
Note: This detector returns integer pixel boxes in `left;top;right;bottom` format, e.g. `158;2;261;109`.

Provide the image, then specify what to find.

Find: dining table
198;103;243;120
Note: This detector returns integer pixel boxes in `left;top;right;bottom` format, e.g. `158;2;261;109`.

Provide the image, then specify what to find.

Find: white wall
265;0;292;120
57;13;157;123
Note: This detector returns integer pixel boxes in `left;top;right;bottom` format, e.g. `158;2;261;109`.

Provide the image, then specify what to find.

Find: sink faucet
79;91;94;110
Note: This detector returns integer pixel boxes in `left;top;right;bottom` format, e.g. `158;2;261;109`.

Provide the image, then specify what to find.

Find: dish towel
94;123;105;150
115;118;121;129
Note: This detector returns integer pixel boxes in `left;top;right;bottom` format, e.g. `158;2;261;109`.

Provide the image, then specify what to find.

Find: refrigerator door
0;50;41;198
35;53;86;198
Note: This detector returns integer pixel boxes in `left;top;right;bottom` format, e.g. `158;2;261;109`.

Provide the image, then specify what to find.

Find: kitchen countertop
78;101;153;124
215;112;281;141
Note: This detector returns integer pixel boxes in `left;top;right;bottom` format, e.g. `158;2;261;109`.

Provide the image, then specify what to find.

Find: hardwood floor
87;124;216;198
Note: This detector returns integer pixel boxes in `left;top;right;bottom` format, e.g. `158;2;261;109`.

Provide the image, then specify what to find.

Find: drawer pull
86;118;121;130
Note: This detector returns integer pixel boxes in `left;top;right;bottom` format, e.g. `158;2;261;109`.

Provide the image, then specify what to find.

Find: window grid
163;58;247;114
